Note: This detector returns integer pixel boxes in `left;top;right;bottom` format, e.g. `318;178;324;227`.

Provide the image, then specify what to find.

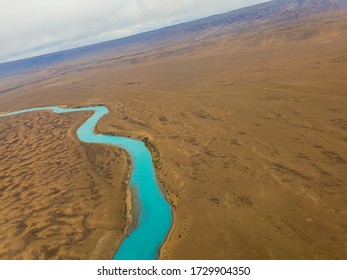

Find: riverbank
52;104;170;259
93;124;177;259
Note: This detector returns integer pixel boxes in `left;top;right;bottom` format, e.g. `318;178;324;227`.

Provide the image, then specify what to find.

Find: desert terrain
0;0;347;259
0;111;129;259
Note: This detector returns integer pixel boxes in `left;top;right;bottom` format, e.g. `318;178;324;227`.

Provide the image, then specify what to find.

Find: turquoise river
0;105;173;260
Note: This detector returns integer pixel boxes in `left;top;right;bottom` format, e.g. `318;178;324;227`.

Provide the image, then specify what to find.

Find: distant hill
1;0;346;77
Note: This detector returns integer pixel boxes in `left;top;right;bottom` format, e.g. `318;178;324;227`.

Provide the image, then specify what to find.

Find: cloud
0;0;268;63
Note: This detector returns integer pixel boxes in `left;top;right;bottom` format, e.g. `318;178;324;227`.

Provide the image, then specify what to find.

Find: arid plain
0;0;347;259
0;111;129;259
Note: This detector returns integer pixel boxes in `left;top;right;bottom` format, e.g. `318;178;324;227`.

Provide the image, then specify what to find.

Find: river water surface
0;106;172;260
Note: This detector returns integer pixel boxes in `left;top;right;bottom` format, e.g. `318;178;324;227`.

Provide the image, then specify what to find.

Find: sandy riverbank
93;124;175;259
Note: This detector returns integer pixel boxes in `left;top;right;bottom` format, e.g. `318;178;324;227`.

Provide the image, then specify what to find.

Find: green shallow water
0;106;173;260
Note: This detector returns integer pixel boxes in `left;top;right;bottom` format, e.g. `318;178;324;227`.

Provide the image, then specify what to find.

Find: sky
0;0;269;63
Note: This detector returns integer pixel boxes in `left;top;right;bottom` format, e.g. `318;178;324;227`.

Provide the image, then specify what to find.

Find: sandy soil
0;111;128;259
0;4;346;259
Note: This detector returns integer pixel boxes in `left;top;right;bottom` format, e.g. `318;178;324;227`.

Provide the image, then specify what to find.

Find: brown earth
0;0;347;259
0;111;128;259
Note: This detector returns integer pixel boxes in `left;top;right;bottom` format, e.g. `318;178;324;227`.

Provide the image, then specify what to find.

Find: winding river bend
0;106;173;260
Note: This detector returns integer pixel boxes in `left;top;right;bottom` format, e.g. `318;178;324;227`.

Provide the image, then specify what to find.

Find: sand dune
0;111;128;259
